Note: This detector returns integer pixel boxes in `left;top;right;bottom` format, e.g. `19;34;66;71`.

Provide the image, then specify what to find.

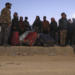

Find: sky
0;0;75;25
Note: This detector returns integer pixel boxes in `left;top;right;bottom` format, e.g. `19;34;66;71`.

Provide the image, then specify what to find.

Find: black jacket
24;21;31;30
50;21;57;32
24;21;29;26
33;19;42;31
72;22;75;32
67;22;74;32
59;18;68;30
11;17;19;32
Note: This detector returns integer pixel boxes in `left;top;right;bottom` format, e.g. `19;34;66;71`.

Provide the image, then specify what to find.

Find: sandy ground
0;55;75;75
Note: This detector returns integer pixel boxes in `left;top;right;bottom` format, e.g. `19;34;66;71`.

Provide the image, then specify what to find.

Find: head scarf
51;18;55;22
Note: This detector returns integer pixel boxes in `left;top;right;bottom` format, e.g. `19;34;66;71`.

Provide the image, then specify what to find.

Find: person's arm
59;19;62;30
32;21;36;29
6;9;11;26
47;21;50;30
22;22;25;31
54;22;57;32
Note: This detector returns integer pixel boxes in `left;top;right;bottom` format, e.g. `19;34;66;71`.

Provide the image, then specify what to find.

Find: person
33;16;42;33
72;18;75;44
0;15;1;24
19;17;25;35
59;12;68;46
50;18;57;40
42;16;50;35
0;2;12;46
68;19;72;23
0;15;1;32
66;19;74;46
11;12;19;33
24;17;31;31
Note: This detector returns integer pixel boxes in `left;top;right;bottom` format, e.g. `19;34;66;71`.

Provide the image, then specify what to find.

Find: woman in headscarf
50;18;57;40
33;16;42;33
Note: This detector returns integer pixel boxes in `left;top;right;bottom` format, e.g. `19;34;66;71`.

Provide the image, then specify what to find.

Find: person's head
25;17;28;21
51;18;55;22
43;16;46;21
61;12;66;18
13;12;18;17
5;2;12;9
68;19;72;23
36;16;40;20
72;18;75;23
20;16;23;21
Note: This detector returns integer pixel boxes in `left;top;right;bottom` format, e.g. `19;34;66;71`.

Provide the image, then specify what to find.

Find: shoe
3;43;11;47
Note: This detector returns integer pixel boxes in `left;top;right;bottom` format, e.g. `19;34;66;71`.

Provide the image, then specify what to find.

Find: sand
0;55;75;75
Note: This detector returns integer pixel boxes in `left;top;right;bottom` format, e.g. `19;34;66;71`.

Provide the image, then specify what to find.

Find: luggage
34;38;43;46
11;32;20;46
39;33;55;47
19;31;30;42
24;31;38;46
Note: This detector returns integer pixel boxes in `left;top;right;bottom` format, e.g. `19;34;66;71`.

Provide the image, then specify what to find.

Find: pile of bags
10;30;55;47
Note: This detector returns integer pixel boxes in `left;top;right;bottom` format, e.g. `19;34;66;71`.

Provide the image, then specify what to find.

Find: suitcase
11;32;20;46
39;33;55;47
24;31;38;46
19;31;30;42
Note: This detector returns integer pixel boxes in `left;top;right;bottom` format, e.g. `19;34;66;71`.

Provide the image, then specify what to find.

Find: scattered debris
49;53;56;56
7;63;14;64
62;53;67;55
16;52;20;55
16;63;21;65
31;54;34;56
12;54;15;56
27;54;30;56
22;53;26;56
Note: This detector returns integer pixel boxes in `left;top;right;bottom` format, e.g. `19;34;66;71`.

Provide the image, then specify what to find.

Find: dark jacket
33;19;42;31
50;21;57;32
0;15;1;26
24;21;31;30
67;22;74;32
73;22;75;32
11;17;19;32
50;21;57;40
24;20;29;26
19;20;25;30
59;18;68;30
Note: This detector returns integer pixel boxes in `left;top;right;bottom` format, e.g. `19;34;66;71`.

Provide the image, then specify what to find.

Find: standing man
24;17;31;31
66;19;74;46
42;16;50;35
0;15;1;32
19;16;25;35
72;18;75;45
0;2;12;46
59;12;68;46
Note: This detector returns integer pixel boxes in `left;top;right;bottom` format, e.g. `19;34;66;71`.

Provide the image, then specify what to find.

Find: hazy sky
0;0;75;25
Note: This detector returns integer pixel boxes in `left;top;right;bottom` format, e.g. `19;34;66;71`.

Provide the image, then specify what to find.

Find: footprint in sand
0;65;2;67
16;63;21;65
7;63;14;65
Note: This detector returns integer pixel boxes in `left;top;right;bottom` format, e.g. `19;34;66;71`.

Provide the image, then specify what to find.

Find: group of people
0;2;75;47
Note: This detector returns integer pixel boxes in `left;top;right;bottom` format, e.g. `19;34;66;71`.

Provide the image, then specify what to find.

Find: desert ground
0;55;75;75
